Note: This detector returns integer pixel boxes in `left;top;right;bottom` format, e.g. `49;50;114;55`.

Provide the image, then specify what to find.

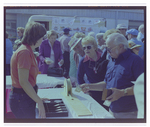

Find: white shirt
137;32;144;42
48;41;55;68
134;73;144;118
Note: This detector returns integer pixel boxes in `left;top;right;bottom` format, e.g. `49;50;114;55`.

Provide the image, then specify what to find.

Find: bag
47;67;63;77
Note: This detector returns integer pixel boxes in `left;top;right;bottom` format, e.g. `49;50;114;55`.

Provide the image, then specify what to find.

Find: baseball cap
126;29;139;36
63;28;71;33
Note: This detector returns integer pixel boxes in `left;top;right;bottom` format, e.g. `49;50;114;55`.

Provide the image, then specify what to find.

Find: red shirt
11;44;39;88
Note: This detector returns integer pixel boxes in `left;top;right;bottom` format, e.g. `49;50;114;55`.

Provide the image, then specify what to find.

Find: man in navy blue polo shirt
80;33;144;118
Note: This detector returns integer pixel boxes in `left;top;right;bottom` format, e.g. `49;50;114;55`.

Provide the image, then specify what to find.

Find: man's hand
106;88;124;102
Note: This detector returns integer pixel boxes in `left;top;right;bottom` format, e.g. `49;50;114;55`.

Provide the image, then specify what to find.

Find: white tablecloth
36;88;114;119
6;74;65;89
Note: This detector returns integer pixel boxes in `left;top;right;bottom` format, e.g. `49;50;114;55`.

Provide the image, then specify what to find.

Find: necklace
88;60;98;74
88;57;104;74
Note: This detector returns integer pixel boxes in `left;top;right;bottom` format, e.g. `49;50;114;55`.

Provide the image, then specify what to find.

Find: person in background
68;32;85;80
142;38;145;43
134;73;144;118
17;27;24;39
128;41;141;55
80;33;144;118
103;29;121;41
58;28;71;78
39;30;64;74
9;21;47;119
88;31;95;38
6;31;13;75
96;33;105;49
77;35;109;111
102;29;121;61
116;23;128;38
126;29;144;59
137;24;144;42
96;33;107;59
13;27;25;51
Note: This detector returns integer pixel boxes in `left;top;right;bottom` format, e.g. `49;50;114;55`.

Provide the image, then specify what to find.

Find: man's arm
106;86;134;102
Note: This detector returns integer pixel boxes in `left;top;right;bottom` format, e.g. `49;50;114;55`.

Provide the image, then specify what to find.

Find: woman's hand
45;60;51;65
37;99;46;119
106;88;124;102
45;58;54;65
41;98;50;102
80;83;90;93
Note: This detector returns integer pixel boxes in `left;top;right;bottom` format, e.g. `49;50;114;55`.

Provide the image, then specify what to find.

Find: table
6;74;65;89
6;74;65;113
36;88;114;119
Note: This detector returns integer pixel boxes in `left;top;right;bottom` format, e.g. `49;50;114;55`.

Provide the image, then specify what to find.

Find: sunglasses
83;45;92;50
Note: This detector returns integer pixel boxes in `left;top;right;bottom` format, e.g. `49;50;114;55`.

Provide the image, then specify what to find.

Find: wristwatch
124;89;128;96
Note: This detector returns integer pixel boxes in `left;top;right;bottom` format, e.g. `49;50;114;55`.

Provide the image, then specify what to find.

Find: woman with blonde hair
77;35;109;110
13;27;25;50
39;30;64;74
17;27;24;39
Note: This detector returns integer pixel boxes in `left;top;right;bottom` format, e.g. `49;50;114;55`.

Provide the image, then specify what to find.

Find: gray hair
96;33;104;40
88;32;95;38
138;24;144;32
106;33;129;49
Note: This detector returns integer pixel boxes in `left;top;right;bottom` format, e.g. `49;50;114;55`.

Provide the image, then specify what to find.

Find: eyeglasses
106;45;118;53
83;45;93;50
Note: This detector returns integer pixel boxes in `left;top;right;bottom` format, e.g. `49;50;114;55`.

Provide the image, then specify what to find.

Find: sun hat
116;24;128;29
128;41;141;49
68;37;82;51
126;29;139;36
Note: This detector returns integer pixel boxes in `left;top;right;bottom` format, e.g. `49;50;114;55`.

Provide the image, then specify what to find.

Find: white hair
88;32;95;38
106;33;129;49
96;33;104;40
138;24;144;32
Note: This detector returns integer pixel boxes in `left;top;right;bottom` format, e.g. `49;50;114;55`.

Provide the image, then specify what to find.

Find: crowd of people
5;21;145;119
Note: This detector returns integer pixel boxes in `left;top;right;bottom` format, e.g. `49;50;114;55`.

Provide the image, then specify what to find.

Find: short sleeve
17;50;32;70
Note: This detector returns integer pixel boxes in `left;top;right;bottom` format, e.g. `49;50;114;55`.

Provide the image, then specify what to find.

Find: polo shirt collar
116;48;131;61
83;51;101;62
